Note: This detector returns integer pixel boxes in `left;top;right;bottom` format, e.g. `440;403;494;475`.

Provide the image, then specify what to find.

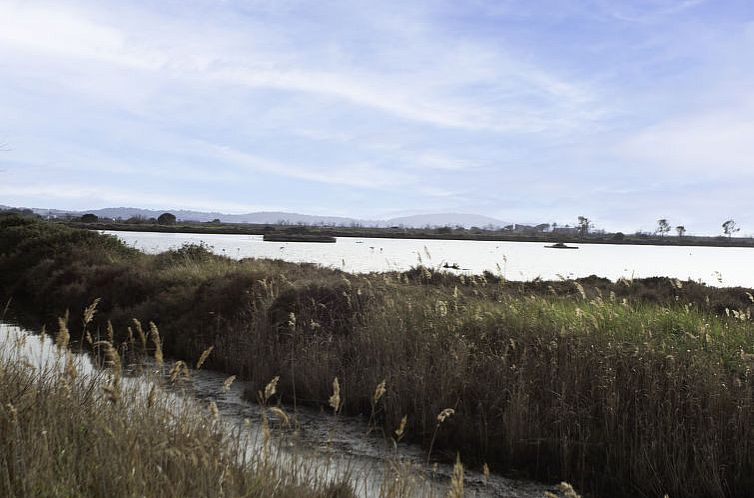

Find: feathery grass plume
446;453;464;498
83;297;101;326
573;281;586;300
209;401;219;420
195;346;214;369
222;375;236;393
329;377;342;414
482;463;490;484
557;482;581;498
133;318;147;353
259;376;279;405
106;320;114;343
437;408;455;423
149;321;163;368
56;312;70;350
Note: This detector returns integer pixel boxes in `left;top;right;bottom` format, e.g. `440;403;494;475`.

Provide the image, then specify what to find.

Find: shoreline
63;220;754;249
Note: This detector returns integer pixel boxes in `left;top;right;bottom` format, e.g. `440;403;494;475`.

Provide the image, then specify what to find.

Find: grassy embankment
2;214;754;497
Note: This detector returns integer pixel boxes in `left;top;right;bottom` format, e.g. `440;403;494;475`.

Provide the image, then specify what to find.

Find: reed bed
0;331;362;497
2;213;753;497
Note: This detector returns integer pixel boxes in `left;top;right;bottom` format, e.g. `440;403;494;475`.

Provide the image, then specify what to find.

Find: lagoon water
105;231;754;288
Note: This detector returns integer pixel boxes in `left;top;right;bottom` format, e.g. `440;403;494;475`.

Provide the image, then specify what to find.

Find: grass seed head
83;297;101;326
437;408;455;424
196;346;214;369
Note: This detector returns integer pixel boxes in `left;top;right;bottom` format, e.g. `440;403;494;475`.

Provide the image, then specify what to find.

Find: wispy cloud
1;0;753;232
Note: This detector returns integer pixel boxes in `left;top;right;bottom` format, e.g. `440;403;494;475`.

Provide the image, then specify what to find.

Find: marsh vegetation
2;214;754;497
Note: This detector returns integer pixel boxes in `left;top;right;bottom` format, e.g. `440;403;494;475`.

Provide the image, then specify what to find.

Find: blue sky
1;0;753;234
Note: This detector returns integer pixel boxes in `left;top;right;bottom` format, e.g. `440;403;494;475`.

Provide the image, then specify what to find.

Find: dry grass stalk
446;453;464;498
269;406;290;427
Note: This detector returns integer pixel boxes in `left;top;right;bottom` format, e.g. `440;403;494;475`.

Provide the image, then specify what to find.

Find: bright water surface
0;322;550;498
106;231;754;287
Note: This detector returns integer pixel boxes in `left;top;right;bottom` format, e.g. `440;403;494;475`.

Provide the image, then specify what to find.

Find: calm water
104;231;754;287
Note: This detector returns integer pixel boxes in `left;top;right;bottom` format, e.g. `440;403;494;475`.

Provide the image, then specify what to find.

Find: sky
1;0;754;234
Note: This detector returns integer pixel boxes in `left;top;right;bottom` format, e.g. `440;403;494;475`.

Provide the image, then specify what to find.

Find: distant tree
722;219;740;238
676;225;686;237
656;219;671;237
80;213;98;223
126;215;146;224
577;216;592;239
157;212;176;225
211;218;221;224
612;232;625;241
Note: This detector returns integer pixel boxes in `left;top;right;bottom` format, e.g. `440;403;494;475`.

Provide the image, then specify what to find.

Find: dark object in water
545;242;579;249
442;262;461;269
263;234;336;243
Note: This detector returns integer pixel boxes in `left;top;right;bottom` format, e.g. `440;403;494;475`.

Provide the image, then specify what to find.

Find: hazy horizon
2;0;753;235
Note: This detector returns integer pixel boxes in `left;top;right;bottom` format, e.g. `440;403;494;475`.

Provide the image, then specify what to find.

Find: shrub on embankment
2;213;754;497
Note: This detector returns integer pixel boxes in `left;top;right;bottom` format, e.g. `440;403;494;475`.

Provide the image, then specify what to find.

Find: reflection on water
0;321;551;498
105;230;754;287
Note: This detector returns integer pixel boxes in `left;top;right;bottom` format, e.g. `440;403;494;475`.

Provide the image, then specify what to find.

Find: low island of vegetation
2;212;754;497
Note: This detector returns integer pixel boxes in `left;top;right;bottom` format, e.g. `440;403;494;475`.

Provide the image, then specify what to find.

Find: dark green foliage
157;212;177;225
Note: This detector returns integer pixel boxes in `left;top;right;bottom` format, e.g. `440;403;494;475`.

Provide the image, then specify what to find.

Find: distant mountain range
1;205;513;229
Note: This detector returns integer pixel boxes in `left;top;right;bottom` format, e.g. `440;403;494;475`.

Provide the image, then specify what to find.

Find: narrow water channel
0;321;553;498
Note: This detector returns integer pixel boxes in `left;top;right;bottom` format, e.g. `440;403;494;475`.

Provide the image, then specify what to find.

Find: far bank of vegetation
2;213;754;497
5;205;753;248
